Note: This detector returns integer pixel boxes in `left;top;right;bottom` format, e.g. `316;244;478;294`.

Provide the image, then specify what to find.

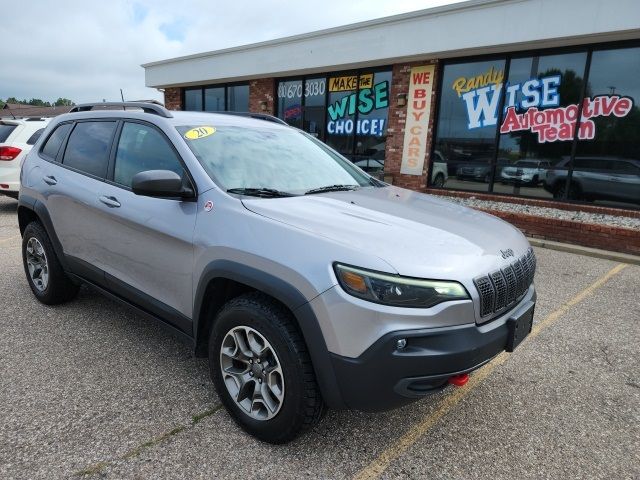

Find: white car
500;159;552;186
0;118;51;198
431;150;449;187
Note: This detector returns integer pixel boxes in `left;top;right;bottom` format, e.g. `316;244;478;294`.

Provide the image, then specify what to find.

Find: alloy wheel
219;326;285;420
25;237;49;292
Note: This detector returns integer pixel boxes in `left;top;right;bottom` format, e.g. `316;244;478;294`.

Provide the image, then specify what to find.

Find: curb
528;238;640;266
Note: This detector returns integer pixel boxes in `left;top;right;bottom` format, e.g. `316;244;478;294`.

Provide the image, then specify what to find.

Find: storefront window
204;87;225;112
303;77;326;139
494;51;587;199
183;84;248;113
432;44;638;209
434;59;506;192
353;71;391;178
227;84;249;112
571;46;640;208
325;73;358;157
277;80;303;129
276;70;391;177
184;88;202;111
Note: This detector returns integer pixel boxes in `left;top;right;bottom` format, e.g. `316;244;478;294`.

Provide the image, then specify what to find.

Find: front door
94;121;197;330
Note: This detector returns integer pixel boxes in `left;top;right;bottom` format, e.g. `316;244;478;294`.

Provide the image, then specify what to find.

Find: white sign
400;65;435;175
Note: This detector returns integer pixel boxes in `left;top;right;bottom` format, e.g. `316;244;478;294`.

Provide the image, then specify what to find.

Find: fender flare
193;260;346;409
18;194;69;271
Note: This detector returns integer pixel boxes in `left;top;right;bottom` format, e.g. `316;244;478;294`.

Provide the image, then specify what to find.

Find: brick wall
475;208;640;256
164;87;182;110
249;78;275;115
384;60;439;190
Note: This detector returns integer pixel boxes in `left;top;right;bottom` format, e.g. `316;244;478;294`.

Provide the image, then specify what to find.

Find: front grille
474;248;536;321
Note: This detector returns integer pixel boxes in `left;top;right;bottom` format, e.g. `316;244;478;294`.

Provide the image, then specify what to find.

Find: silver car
18;102;536;443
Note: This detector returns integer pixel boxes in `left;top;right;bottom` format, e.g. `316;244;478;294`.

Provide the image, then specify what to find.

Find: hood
241;186;529;279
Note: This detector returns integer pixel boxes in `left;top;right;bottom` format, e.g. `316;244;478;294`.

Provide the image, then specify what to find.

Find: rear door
44;120;118;284
94;120;197;327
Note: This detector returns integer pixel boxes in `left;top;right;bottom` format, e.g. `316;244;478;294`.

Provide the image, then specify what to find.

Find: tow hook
448;373;469;387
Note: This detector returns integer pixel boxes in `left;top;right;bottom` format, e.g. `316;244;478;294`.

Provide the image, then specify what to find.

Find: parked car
543;156;640;205
19;102;537;443
353;151;448;187
430;150;448;187
500;159;552;185
0;118;51;198
456;157;509;183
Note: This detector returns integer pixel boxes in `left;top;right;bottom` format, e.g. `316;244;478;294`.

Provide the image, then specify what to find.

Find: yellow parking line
0;235;20;245
353;262;629;480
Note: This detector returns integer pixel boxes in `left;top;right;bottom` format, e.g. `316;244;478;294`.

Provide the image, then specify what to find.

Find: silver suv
18;102;536;443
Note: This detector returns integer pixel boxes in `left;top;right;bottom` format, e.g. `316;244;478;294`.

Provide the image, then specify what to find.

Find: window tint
227;84;249;112
0;124;17;142
27;128;45;145
204;87;225;112
184;89;203;111
114;122;185;187
41;123;72;159
63;122;115;177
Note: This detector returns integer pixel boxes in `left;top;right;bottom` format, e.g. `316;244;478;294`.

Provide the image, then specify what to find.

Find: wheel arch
17;195;69;271
193;260;346;409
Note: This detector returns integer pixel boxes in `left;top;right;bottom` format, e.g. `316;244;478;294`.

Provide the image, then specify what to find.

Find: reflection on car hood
241;186;529;278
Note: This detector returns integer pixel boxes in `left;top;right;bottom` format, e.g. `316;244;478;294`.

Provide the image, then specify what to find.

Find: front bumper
328;288;536;412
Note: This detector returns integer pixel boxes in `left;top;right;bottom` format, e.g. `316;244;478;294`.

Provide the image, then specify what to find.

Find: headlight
333;263;469;308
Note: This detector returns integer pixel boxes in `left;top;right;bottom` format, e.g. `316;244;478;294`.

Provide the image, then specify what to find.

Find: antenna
120;89;125;102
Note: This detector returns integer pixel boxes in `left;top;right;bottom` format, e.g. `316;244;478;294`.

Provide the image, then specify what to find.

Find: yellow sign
328;74;374;92
184;126;216;140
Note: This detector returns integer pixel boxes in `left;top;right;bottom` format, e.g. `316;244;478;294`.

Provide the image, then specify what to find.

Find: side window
26;128;45;146
113;122;185;188
62;122;116;178
41;123;72;160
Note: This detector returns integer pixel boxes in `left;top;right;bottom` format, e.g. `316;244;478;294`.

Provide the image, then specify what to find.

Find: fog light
396;338;407;350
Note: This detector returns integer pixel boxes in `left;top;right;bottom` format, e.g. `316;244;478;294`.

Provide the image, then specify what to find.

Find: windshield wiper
227;187;296;198
305;184;360;195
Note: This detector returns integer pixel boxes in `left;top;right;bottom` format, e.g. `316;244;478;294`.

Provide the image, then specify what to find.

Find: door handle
98;195;121;208
43;175;57;185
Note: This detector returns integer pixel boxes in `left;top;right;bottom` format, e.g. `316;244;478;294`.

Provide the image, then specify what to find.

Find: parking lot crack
74;403;224;477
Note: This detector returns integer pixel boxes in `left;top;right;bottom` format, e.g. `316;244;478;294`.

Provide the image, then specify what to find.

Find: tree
54;98;75;106
27;99;52;107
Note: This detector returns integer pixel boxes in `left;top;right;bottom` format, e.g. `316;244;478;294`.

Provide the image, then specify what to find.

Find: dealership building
143;0;640;253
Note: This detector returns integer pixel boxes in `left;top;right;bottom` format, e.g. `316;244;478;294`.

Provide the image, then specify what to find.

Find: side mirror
131;170;194;199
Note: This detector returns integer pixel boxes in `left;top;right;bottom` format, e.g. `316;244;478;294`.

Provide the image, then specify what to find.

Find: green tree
54;98;75;106
27;98;52;107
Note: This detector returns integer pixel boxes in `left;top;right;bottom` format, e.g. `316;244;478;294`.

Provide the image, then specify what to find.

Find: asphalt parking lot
0;195;638;480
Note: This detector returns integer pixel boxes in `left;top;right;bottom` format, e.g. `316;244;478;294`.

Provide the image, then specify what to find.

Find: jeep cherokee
18;102;536;443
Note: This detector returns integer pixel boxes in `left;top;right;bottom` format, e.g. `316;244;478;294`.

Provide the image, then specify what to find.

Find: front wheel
209;292;324;443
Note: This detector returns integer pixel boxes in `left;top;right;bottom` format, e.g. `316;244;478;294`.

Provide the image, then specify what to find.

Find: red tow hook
448;373;469;387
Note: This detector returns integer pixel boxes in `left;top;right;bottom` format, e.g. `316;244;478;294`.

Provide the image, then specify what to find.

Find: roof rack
68;102;173;118
217;111;288;125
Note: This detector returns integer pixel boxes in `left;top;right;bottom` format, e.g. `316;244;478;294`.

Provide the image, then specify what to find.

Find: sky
0;0;464;104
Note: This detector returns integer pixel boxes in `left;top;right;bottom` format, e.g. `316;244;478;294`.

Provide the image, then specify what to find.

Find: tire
432;173;445;188
209;292;324;443
22;221;79;305
553;182;579;200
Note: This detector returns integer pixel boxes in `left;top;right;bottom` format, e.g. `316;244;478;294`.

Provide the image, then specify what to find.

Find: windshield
177;125;375;195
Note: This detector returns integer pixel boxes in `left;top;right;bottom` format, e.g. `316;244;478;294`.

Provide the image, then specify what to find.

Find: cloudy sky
1;0;463;104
